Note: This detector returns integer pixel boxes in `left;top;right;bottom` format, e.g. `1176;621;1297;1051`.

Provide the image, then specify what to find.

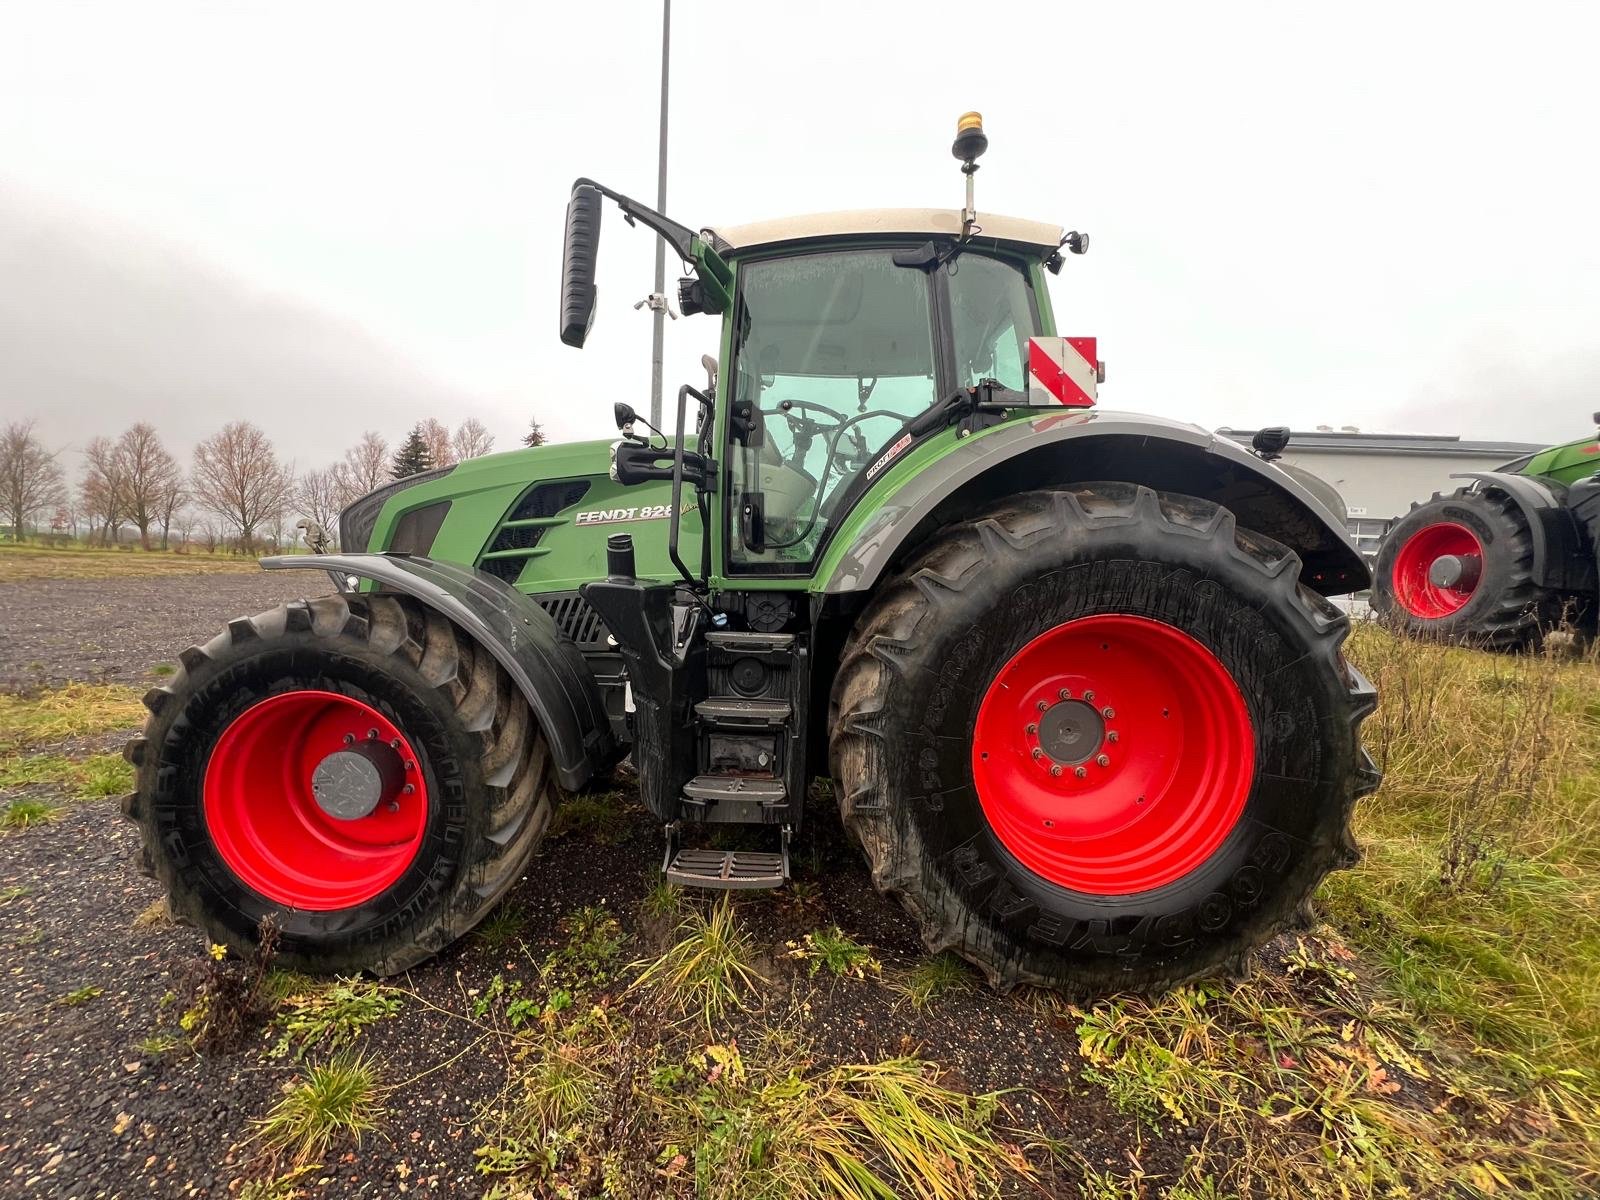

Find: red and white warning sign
1027;336;1098;408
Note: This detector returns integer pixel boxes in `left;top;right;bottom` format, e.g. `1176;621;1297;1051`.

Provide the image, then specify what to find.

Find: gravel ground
0;569;1143;1197
0;572;332;691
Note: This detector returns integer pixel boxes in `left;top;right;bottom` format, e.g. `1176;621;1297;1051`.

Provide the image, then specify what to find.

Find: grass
0;541;260;581
0;682;144;753
787;926;881;979
0;884;29;903
896;952;973;1010
0;751;133;796
270;980;402;1059
629;897;767;1026
473;904;527;951
2;796;62;830
547;791;636;846
59;984;103;1006
253;1051;384;1166
1325;625;1600;1075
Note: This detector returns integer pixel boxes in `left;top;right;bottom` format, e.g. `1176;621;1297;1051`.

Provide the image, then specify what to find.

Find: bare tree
112;422;182;550
191;421;295;552
451;418;495;461
418;418;456;469
80;437;130;544
334;430;389;502
157;475;187;551
294;465;344;548
0;421;65;540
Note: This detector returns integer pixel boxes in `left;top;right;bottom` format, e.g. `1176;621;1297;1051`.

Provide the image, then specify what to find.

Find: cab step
694;697;791;729
682;775;786;823
663;824;790;890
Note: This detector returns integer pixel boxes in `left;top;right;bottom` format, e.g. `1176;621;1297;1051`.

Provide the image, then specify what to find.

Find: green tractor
1372;430;1600;648
124;116;1378;992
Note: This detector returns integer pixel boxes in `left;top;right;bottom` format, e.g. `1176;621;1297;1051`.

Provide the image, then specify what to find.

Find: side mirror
559;185;603;348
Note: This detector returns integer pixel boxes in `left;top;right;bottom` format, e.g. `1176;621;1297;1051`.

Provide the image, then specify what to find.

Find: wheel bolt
402;783;415;795
389;738;401;749
386;800;400;812
1050;765;1062;777
1058;688;1072;700
367;728;379;740
1036;700;1049;712
1084;691;1095;703
1025;723;1038;734
1031;747;1044;760
404;760;416;771
342;733;355;745
1074;766;1087;779
1102;707;1115;719
1096;754;1111;768
1107;731;1119;744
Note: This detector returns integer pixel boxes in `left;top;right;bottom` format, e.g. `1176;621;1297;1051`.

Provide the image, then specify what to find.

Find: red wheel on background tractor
830;483;1378;993
123;594;557;974
1372;487;1559;649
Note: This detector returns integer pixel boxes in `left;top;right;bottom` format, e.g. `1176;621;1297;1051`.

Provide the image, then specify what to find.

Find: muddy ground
0;569;1147;1198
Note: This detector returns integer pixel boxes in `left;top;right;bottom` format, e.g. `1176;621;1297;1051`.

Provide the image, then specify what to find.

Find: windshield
727;247;1040;572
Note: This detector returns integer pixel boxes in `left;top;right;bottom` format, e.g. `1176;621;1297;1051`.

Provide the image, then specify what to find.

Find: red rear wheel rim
970;614;1254;895
202;691;428;910
1390;522;1483;618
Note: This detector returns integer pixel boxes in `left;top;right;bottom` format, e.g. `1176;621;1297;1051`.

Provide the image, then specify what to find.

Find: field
0;542;263;583
0;558;1596;1198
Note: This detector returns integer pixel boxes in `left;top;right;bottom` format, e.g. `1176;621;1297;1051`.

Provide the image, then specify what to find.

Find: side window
948;254;1037;391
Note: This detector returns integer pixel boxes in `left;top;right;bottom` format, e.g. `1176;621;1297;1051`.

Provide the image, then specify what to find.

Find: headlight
337;468;450;552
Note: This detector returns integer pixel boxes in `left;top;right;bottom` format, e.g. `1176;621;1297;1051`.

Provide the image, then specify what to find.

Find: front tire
829;484;1378;993
123;594;556;975
1372;487;1557;649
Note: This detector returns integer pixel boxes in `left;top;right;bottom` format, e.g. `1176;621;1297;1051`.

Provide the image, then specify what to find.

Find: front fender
818;411;1369;596
1450;471;1591;590
263;553;616;791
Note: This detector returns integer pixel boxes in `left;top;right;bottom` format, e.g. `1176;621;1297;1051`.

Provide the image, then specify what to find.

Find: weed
787;926;881;979
474;904;526;951
150;663;177;677
133;898;171;928
547;791;634;845
59;984;103;1006
253;1052;384;1166
271;980;402;1059
1;797;61;830
236;1164;318;1200
79;754;134;796
137;1032;183;1057
896;952;972;1010
544;905;627;992
0;683;144;752
172;920;280;1052
260;969;316;1007
629;897;766;1026
0;884;29;904
640;874;681;920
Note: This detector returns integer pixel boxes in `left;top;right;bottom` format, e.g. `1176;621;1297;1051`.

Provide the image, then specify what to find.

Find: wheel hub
1034;699;1105;766
1391;521;1484;619
310;738;406;821
1426;553;1481;590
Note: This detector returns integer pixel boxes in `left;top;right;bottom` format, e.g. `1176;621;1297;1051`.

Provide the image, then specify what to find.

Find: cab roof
707;208;1064;256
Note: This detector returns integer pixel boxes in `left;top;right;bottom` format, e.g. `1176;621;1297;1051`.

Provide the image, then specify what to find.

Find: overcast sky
1;0;1595;476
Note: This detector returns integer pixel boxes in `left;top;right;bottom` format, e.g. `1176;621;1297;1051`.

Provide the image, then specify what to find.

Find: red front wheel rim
202;691;428;910
1390;521;1484;618
970;614;1255;895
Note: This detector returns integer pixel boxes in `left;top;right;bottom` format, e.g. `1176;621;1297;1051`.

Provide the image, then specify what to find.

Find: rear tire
1372;488;1558;649
829;484;1378;993
122;594;556;975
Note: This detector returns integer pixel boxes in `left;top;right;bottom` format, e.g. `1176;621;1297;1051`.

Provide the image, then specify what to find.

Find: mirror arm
573;177;697;264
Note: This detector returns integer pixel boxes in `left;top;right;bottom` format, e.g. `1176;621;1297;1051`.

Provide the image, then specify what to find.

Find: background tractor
125;116;1378;993
1372;427;1600;648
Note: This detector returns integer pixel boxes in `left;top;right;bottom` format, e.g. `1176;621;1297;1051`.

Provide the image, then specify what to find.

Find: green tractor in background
1372;429;1600;648
125;116;1378;993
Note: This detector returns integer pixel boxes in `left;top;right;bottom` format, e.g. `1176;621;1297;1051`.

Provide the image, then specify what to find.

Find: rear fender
1450;471;1593;591
819;411;1370;596
263;554;616;790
